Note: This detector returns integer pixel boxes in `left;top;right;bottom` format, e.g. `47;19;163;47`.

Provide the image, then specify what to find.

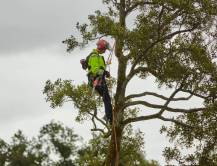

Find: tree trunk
105;109;123;166
105;1;126;164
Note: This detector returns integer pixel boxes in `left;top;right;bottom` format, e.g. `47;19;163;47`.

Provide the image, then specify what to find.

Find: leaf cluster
76;125;160;166
161;102;217;165
43;79;104;122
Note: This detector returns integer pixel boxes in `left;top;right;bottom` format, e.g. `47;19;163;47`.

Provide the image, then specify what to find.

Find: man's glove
80;59;88;70
104;71;110;78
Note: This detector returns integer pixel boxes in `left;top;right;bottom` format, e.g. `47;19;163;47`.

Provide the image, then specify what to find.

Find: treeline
0;121;159;166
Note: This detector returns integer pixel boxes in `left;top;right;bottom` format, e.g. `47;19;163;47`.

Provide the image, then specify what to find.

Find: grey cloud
0;48;86;123
0;0;103;54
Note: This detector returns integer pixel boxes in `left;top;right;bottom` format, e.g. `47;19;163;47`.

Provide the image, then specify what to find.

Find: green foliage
62;36;78;52
76;133;108;166
0;121;159;166
43;79;105;122
39;121;79;161
4;130;46;166
161;102;217;165
123;0;217;88
0;139;8;166
43;79;76;108
57;0;217;165
63;0;217;90
76;126;159;166
0;121;78;166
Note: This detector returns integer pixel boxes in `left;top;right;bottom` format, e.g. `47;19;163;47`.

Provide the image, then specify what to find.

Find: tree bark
105;1;126;165
105;109;123;166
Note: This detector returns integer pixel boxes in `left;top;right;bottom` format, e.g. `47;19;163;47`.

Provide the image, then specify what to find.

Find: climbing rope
105;40;115;104
106;41;119;166
92;39;118;165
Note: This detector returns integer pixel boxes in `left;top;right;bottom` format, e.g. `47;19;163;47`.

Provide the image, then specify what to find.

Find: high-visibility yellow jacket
87;49;106;76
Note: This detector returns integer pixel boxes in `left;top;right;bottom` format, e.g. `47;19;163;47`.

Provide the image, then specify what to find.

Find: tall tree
44;0;217;165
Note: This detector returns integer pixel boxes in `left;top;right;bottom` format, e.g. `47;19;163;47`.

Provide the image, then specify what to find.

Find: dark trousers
88;75;113;121
95;81;113;121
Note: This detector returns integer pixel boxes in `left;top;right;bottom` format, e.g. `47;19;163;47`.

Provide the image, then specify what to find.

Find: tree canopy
44;0;217;165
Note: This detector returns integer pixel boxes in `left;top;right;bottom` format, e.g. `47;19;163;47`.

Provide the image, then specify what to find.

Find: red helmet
96;39;110;51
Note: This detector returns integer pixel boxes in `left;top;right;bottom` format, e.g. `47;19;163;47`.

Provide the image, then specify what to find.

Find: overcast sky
0;1;203;165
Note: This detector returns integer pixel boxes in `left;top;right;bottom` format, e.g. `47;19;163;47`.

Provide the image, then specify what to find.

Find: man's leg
95;83;113;123
101;83;113;122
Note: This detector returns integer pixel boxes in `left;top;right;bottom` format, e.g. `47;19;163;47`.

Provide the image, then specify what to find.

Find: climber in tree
80;39;113;124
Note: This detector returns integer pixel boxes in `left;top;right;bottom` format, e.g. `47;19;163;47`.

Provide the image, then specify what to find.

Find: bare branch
88;110;112;136
125;91;193;101
123;112;160;125
91;128;106;133
91;108;98;129
123;100;205;113
158;86;182;115
88;110;109;135
123;87;178;125
90;111;106;134
122;86;203;126
87;110;110;131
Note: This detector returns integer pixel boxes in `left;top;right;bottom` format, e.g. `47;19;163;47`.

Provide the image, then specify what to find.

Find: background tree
44;0;217;165
76;125;159;166
1;130;46;166
161;102;217;165
0;139;9;166
38;121;79;166
0;121;158;166
0;121;78;166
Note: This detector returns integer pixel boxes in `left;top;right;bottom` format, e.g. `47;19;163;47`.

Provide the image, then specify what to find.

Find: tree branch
123;112;160;125
180;89;207;100
122;86;203;126
88;110;111;136
128;66;149;78
91;128;106;133
158;86;182;115
126;1;155;15
125;91;193;101
158;115;193;128
157;5;165;39
130;26;198;73
91;108;98;129
123;100;205;113
87;109;110;131
123;66;149;89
